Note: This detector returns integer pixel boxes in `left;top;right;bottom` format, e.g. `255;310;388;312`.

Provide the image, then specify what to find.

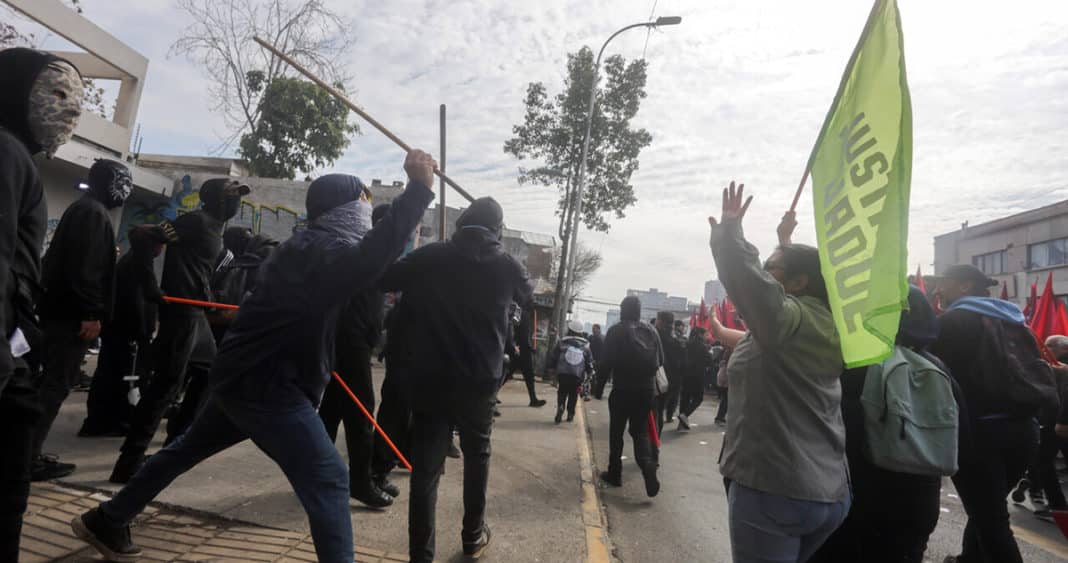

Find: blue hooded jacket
945;296;1025;324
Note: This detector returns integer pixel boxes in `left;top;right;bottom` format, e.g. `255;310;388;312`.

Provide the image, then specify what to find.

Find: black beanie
621;296;642;321
457;197;503;231
306;174;366;221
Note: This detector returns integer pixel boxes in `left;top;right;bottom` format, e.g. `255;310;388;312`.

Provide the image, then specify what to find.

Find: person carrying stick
72;150;438;563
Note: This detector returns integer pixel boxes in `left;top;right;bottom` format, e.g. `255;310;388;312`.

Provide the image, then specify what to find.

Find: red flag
1029;273;1068;343
915;265;928;295
1024;280;1038;322
1000;282;1009;301
722;297;746;331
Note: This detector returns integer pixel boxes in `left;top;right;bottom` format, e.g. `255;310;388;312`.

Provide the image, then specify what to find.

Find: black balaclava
306;174;367;221
621;296;642;322
88;159;132;209
456;197;504;238
200;178;250;222
223;226;253;257
0;47;83;156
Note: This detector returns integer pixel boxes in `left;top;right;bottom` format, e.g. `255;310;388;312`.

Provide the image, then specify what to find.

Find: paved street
585;387;1068;563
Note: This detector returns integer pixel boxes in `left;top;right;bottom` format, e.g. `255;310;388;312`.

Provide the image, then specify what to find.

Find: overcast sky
16;0;1068;323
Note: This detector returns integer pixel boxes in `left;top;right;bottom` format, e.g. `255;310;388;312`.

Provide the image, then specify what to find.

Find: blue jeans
100;391;352;563
728;482;850;563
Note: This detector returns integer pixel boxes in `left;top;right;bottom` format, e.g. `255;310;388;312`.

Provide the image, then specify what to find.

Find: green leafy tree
238;76;357;179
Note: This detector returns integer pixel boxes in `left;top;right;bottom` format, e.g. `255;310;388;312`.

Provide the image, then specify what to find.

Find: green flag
807;0;912;368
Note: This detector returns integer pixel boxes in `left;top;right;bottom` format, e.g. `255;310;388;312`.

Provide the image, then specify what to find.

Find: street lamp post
557;16;682;336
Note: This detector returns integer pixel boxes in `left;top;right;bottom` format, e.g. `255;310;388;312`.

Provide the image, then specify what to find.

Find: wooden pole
789;167;811;213
252;36;475;203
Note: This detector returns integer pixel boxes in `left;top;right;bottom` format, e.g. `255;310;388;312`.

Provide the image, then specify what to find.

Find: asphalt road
584;387;1068;563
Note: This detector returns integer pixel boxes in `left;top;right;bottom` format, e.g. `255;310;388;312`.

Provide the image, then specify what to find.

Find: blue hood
946;296;1025;324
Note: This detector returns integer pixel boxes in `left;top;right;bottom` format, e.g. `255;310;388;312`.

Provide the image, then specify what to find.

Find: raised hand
404;149;438;188
708;181;752;227
777;211;797;246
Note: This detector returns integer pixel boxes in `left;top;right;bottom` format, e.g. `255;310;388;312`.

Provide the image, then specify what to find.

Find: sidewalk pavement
29;364;592;562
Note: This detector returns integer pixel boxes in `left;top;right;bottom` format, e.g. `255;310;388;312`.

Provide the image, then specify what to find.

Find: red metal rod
332;371;413;472
162;296;239;310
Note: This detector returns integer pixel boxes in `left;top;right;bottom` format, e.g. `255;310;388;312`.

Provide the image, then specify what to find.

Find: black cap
943;264;998;288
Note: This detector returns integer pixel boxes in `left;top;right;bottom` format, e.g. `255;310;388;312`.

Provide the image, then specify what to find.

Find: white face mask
27;61;84;158
352;199;373;239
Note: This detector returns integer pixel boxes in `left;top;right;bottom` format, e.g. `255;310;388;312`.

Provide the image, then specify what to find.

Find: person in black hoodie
0;46;84;561
110;176;250;483
319;199;393;509
72;150;437;563
677;326;716;430
598;295;662;497
80;226;167;438
378;197;532;563
33;158;132;480
655;311;685;430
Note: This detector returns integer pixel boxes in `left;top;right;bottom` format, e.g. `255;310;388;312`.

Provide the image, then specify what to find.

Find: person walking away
378;197;532;562
547;320;593;424
598;295;662;497
0;46;83;561
110;177;250;483
371;288;412;500
510;303;546;406
80;226;167;437
931;263;1056;563
319;198;394;509
708;183;848;563
655;311;684;430
71;150;438;563
34;158;132;480
589;323;608;399
678;326;717;430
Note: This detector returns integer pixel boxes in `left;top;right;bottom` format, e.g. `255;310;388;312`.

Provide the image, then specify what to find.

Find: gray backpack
860;346;959;476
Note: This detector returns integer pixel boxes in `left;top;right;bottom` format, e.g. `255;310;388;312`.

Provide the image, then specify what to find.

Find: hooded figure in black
110;177;250;484
73;151;437;563
378;196;533;562
81;226;167;438
33;159;132;480
0;47;83;561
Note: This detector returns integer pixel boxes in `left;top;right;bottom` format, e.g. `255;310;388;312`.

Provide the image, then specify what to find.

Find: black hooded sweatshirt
111;232;164;343
378;226;534;401
40;191;116;321
0;48;61;379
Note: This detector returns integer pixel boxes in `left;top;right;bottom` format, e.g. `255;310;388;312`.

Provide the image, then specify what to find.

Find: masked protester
0;47;83;562
33;159;132;480
72;150;437;563
110;177;250;483
377;196;533;562
81;226;167;438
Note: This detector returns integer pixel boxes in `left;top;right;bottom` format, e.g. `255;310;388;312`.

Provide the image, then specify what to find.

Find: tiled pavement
21;482;408;562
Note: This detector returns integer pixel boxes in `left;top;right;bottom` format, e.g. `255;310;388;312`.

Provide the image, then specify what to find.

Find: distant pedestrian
677;326;717;430
589;323;607;399
655;311;685;430
547;320;593;424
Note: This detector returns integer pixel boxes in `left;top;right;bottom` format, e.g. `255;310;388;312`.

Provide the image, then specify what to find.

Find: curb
576;402;614;563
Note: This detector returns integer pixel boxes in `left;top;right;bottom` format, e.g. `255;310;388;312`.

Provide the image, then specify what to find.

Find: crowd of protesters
3;46;1068;563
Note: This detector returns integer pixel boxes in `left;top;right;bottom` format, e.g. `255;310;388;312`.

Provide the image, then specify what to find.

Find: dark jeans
556;374;580;417
715;386;729;422
680;377;704;418
84;329;147;433
0;366;41;561
952;417;1039;563
32;319;90;458
511;346;540;403
120;311;203;456
1033;426;1068;510
320;346;375;486
98;391;352;562
164;360;210;447
408;389;495;563
372;363;411;477
664;376;683;420
606;388;655;477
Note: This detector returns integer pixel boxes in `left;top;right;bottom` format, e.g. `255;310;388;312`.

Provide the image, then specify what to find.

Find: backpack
860;346;959;477
622;323;661;377
555;338;588;377
976;317;1060;417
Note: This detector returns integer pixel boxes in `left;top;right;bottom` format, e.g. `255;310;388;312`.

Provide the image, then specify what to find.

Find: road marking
1013;525;1068;560
576;404;613;563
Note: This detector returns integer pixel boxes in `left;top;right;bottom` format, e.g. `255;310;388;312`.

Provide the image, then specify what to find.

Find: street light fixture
556;16;683;336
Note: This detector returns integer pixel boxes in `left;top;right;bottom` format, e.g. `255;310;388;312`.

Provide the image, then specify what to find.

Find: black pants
409;389;495;563
715;386;729;422
121;311;203;456
32;319;90;458
606;388;655;478
0;365;41;561
556;374;580;418
164;360;211;447
372;362;412;477
320;346;376;486
593;366;610;399
1033;425;1068;510
679;377;704;418
663;376;682;420
952;417;1039;563
508;346;540;403
84;329;147;433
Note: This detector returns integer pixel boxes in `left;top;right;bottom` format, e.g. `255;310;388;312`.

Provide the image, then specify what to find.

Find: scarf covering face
27;60;84;158
88;159;133;208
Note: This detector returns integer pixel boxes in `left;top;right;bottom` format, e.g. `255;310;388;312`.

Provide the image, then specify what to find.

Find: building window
1028;239;1068;270
973;250;1006;275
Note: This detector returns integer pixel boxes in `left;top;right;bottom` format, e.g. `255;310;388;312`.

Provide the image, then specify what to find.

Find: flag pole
788;166;811;213
251;36;475;204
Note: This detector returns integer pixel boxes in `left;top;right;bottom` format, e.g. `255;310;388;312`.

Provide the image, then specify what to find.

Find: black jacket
379;227;533;399
337;287;384;352
658;327;685;381
600;320;663;393
210;181;433;407
589;332;604;362
110;247;163;343
160;210;225;316
685;337;714;381
40;194;116;321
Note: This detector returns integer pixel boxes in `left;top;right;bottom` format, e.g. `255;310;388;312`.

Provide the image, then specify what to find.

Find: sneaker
350;482;393;509
600;471;622;487
566;412;575;422
31;454;76;481
447;440;462;459
715;418;727;427
1011;479;1029;503
72;371;93;392
642;463;661;498
678;414;690;430
71;508;142;563
554;406;564;424
110;452;148;484
374;474;401;499
493;408;501;417
462;524;492;558
529;399;547;408
1031;490;1048;507
583;396;591;402
1035;508;1055;522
